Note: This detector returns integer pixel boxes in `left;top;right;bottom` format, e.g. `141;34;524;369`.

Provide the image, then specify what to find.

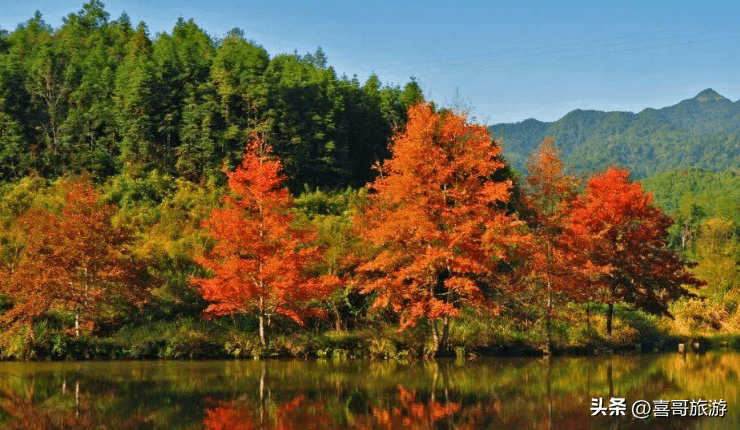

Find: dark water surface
0;352;737;429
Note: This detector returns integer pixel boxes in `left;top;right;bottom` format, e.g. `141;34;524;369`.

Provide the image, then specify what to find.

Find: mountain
489;89;740;178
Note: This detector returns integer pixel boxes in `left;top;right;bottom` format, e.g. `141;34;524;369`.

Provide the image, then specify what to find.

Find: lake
0;351;737;429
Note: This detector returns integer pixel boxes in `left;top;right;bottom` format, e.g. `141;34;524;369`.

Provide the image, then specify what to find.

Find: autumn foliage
521;138;583;351
0;103;709;359
361;386;461;429
0;3;725;359
192;139;333;347
0;178;144;339
567;168;704;336
201;388;488;430
203;396;334;430
358;104;525;353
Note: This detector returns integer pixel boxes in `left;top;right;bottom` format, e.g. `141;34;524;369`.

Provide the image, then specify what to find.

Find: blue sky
2;1;738;124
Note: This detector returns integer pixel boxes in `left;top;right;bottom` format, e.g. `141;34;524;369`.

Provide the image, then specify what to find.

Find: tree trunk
431;319;439;354
333;303;343;332
258;297;268;348
74;310;80;338
439;315;450;354
432;316;451;356
606;302;614;340
544;242;554;355
545;283;553;355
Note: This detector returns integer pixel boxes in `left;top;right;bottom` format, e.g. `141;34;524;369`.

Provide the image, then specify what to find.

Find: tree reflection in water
0;382;151;429
202;387;494;430
0;353;737;429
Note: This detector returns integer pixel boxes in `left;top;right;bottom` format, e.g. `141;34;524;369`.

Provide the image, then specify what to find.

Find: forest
489;88;740;178
0;1;738;360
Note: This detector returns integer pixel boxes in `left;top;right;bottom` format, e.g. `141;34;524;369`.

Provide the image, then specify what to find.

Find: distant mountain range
488;89;740;178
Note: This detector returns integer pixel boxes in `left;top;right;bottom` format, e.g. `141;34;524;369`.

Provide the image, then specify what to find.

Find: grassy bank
2;303;737;361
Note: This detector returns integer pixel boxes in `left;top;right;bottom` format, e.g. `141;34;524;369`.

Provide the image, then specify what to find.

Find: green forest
0;1;739;361
489;89;740;178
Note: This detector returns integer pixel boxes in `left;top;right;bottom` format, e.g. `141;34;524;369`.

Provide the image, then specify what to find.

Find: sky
1;0;738;124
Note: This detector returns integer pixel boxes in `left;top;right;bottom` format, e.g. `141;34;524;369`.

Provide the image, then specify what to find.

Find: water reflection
0;352;736;429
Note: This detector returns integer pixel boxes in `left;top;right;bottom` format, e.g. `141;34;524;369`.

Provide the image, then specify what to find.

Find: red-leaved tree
0;178;144;340
358;104;525;355
521;138;584;353
567;168;704;338
193;139;332;348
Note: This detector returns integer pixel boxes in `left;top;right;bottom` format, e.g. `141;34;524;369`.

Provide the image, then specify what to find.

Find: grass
3;302;740;360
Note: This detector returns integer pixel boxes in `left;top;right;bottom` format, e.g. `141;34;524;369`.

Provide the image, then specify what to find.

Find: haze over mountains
489;89;740;178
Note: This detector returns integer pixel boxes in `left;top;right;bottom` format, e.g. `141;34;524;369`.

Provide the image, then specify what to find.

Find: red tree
193;140;331;348
521;138;584;353
567;168;703;338
0;178;144;339
358;104;525;355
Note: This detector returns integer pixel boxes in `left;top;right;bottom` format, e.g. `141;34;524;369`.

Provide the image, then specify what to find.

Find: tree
114;22;158;171
567;168;704;338
521;138;582;353
265;53;349;190
211;32;269;135
56;0;122;177
0;177;144;338
675;217;740;333
192;139;332;348
293;188;367;332
357;103;524;355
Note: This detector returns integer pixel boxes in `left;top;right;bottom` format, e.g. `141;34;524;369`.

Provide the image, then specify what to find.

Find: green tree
265;52;348;190
114;22;157;171
209;31;270;171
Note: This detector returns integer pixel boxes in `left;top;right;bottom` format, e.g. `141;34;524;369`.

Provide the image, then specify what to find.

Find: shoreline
2;333;736;362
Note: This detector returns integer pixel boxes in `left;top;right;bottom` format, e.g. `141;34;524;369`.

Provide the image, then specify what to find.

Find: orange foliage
358;104;525;334
352;385;492;430
366;386;461;429
520;138;584;349
202;396;333;430
567;168;704;318
0;388;93;430
0;178;144;336
521;138;583;295
201;389;489;430
203;406;257;430
192;139;334;345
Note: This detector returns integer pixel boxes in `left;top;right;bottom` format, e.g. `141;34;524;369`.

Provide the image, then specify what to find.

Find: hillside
0;7;423;191
489;89;740;178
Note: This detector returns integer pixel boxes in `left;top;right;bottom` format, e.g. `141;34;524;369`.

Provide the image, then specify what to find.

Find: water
0;352;737;429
